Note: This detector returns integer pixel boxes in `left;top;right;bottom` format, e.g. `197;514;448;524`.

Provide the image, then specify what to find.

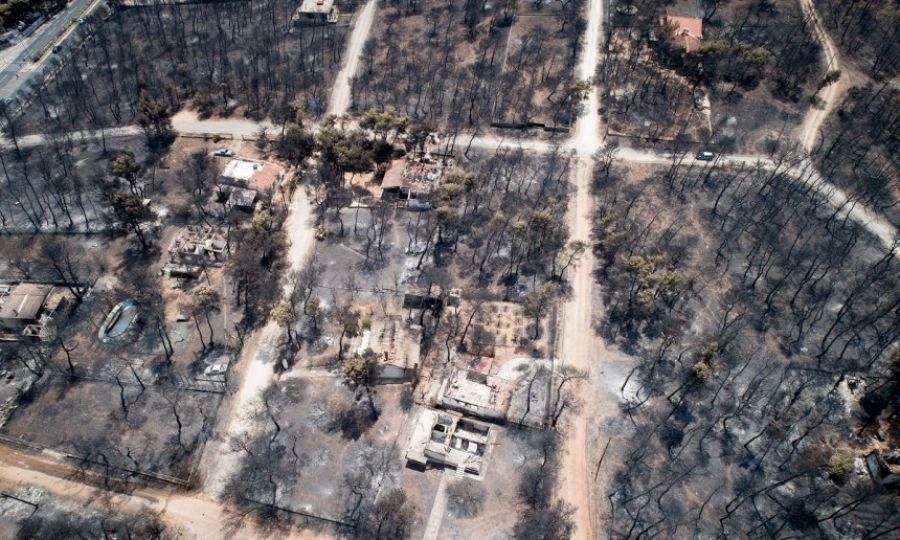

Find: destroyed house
406;409;492;475
166;226;228;276
380;159;447;203
403;291;443;311
353;317;420;384
223;187;257;212
0;283;75;341
294;0;337;25
439;368;512;422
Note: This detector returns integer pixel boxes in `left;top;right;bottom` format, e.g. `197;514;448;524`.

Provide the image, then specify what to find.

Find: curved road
0;4;378;537
197;0;373;501
0;3;895;539
796;0;848;153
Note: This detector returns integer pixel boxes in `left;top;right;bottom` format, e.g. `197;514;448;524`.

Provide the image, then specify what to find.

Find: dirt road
200;174;318;498
796;0;848;153
558;159;600;540
469;133;900;254
2;9;346;537
556;0;605;538
793;159;899;255
0;444;336;539
573;0;603;159
327;0;377;117
171;111;276;138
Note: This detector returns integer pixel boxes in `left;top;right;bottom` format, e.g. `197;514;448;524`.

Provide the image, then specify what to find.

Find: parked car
203;362;228;377
695;151;715;161
212;148;234;157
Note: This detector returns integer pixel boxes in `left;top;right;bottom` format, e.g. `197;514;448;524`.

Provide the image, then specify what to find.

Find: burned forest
0;0;897;538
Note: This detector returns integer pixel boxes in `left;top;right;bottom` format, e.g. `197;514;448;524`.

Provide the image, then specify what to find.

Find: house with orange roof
659;15;704;53
218;158;285;198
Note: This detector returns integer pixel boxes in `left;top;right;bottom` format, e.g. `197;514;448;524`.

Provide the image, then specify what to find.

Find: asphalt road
0;0;98;99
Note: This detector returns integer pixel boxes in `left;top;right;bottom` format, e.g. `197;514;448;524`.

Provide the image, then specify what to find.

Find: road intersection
0;1;895;539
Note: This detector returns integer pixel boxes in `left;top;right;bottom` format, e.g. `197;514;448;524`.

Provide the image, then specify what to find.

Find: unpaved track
0;445;331;539
466;136;900;254
199;0;366;494
199;168;318;497
189;0;363;511
796;0;848;153
327;0;377;117
420;473;449;540
171;111;276;138
0;9;354;536
6;2;362;500
559;160;600;540
556;0;605;537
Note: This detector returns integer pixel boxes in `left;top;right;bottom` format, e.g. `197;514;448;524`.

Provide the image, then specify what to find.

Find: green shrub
827;452;854;477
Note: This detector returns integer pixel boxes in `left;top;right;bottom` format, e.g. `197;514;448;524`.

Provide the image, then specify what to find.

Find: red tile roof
248;162;284;193
660;15;703;39
660;15;704;52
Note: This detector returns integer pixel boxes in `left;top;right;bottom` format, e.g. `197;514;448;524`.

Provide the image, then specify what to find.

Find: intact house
293;0;337;26
658;14;703;53
163;226;228;278
0;283;76;341
218;158;285;201
406;408;494;475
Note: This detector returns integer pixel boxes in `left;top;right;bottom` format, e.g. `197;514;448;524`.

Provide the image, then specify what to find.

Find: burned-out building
293;0;337;26
0;283;76;341
380;157;452;208
406;409;493;475
439;368;513;422
223;187;257;212
402;287;460;311
163;226;228;278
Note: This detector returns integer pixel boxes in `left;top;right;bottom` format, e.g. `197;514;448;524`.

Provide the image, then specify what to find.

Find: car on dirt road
212;148;234;157
695;151;715;161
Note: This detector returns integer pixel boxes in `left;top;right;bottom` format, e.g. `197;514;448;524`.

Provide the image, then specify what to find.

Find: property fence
491;121;570;134
0;433;193;487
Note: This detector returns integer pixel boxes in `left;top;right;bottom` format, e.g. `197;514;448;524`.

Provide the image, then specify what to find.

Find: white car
203;362;228;376
212;148;234;157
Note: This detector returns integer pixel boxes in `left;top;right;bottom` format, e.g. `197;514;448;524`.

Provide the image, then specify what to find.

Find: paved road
0;0;100;99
